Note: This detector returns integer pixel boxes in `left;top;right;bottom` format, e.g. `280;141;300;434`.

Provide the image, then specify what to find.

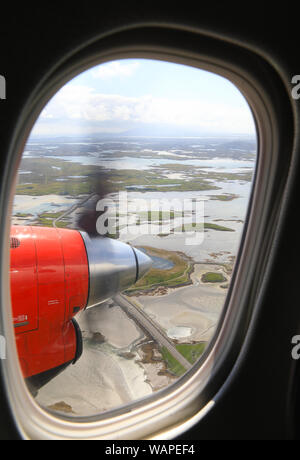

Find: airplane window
10;59;257;418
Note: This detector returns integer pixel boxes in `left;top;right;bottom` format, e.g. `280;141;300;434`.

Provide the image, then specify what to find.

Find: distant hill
217;140;257;151
29;124;256;143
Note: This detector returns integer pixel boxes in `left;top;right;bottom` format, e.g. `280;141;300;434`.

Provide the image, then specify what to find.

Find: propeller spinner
80;231;152;308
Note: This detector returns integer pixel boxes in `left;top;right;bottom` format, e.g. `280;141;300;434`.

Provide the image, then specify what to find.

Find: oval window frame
0;24;294;439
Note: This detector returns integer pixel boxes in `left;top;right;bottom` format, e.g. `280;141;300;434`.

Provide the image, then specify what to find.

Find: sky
31;58;256;138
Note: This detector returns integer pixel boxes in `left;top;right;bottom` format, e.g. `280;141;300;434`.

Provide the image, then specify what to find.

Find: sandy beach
133;263;229;343
35;302;177;417
36;343;153;416
13;138;250;418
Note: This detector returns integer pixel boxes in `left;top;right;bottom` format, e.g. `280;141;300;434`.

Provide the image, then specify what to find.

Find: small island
201;272;227;283
125;246;194;295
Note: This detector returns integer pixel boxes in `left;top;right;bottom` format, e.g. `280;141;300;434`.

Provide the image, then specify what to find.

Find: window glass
11;59;257;417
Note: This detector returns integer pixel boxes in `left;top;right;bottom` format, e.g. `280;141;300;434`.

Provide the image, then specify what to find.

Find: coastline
13;136;253;417
35;302;178;416
130;261;231;343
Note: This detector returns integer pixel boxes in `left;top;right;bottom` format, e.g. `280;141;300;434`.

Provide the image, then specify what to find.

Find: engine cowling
10;225;152;389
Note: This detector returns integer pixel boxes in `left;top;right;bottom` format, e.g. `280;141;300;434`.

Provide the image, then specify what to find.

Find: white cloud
91;61;140;79
35;84;255;135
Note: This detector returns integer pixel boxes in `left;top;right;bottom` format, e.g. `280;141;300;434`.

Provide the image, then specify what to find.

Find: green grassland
125;246;194;294
14;212;33;218
16;158;100;196
160;347;186;377
208;194;239;201
16;158;223;196
30;211;70;228
201;272;227;283
159;222;235;236
135;210;185;223
160;342;207;376
203;223;235;231
176;342;206;364
155;163;254;182
107;215;235;240
16;156;253;197
16;181;94;196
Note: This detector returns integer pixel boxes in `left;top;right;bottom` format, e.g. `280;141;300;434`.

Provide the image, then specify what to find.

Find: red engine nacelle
9;225;151;391
10;225;89;389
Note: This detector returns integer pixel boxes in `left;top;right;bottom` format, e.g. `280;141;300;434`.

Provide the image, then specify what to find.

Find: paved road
53;198;192;372
114;294;192;371
53;192;97;228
